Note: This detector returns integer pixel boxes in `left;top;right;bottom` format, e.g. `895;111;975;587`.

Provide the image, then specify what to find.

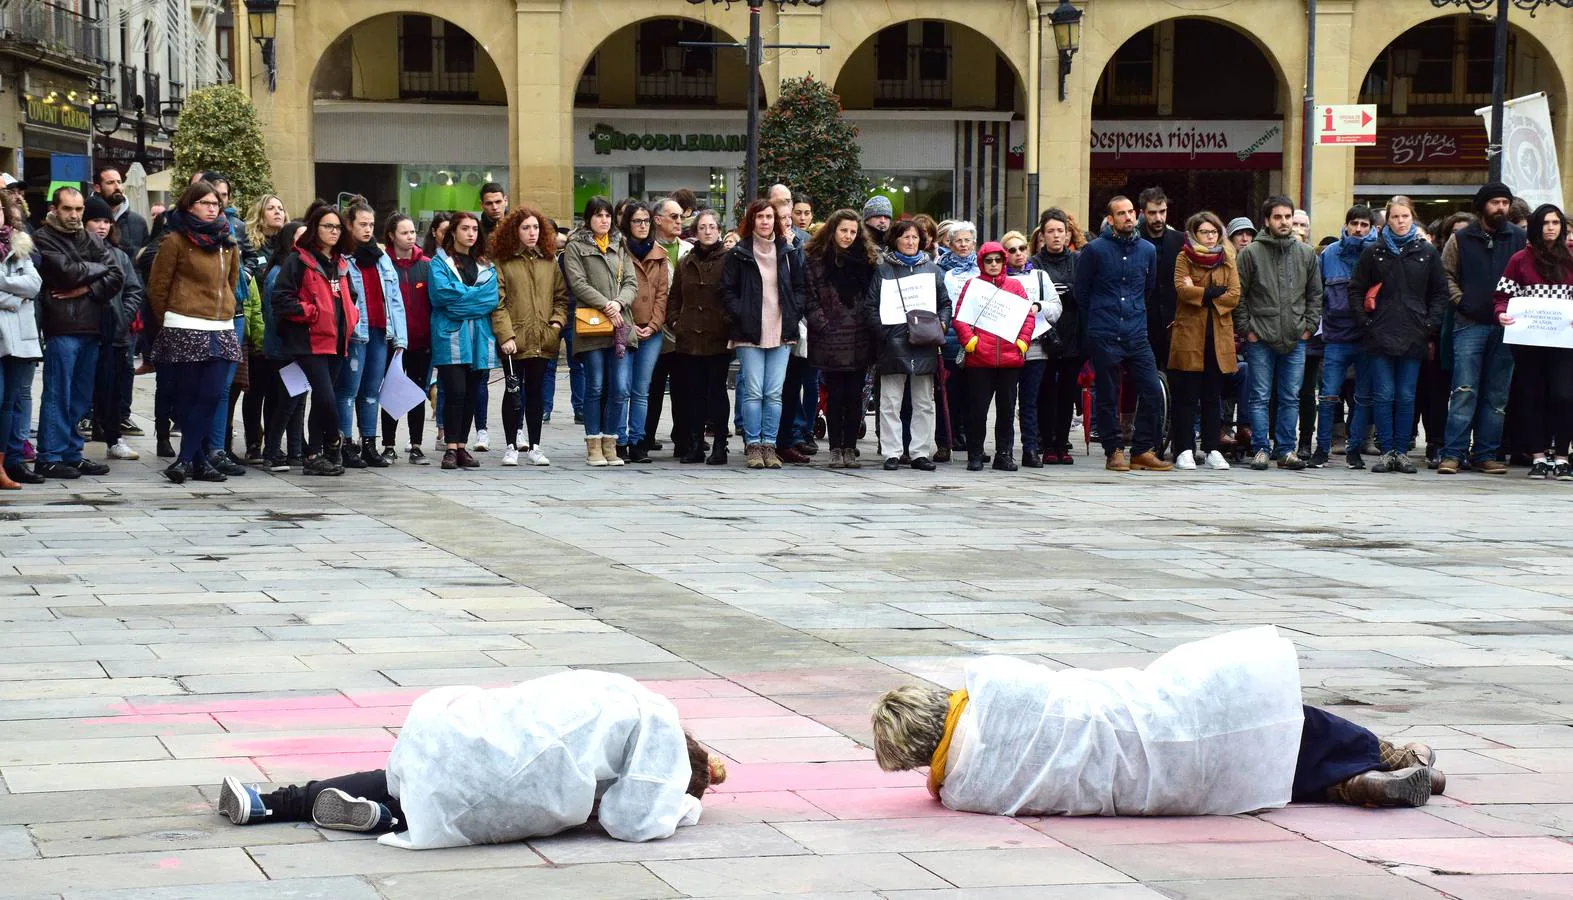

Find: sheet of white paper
879;275;938;325
1503;296;1573;349
378;350;428;420
1011;274;1054;340
278;362;310;398
955;279;1034;342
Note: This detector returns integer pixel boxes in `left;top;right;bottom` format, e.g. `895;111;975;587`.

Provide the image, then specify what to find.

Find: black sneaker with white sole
218;776;270;825
311;787;397;832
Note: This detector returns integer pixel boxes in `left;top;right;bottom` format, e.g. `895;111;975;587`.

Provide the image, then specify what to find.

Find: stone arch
1083;11;1296;115
828;20;1025;113
295;4;514;106
562;12;764;110
816;4;1029;101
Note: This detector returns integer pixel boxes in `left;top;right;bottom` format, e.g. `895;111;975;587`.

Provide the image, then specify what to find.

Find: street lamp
1429;0;1573;182
683;0;829;202
90;92;182;170
1050;1;1082;103
246;0;280;93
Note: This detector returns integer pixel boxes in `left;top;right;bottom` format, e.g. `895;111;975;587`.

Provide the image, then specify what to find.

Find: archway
832;20;1025;235
309;13;509;223
1353;13;1565;218
570;17;761;220
1089;18;1289;229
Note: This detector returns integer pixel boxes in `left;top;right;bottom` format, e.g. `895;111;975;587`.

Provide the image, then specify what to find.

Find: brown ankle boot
1326;766;1432;808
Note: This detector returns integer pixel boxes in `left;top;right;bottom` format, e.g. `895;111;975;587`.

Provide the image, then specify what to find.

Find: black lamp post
246;0;280;93
684;0;829;202
1429;0;1572;182
91;93;182;169
1050;1;1082;103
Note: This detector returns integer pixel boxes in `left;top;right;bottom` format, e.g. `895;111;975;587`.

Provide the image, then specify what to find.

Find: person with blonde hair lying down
871;626;1444;815
217;670;726;848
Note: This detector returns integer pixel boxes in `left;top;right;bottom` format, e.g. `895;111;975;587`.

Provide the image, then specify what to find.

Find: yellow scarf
926;689;969;799
594;233;610;254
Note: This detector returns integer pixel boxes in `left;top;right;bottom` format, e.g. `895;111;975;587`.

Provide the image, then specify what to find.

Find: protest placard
955;279;1034;341
879;275;938;325
1503;296;1573;349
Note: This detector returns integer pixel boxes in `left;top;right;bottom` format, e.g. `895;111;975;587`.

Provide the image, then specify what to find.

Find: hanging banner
1477;93;1564;211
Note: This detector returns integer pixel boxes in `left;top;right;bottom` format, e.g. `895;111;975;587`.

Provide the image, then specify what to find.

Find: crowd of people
1;168;1570;485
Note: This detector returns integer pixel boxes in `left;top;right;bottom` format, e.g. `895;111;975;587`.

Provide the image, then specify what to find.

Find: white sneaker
1205;450;1232;470
109;439;140;460
521;447;551;466
501;447;519;466
473;429;490;451
1173;450;1196;470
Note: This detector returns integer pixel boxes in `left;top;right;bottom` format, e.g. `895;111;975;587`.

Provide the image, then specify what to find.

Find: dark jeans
93;340;128;446
822;370;864;451
776;355;810;450
260;357;302;459
964;367;1020;458
1298;354;1321;450
166;358;231;464
0;357;34;468
294;355;341;456
1089;336;1163;457
1040;356;1083;454
261;769;405;834
437;364;485;446
675;352;731;447
382;348;433;449
1509;344;1573;456
241;354;269;451
1417;353;1448;456
643;350;674;448
1017;359;1046;453
1169;364;1224;456
501;356;549;449
940;357;965;450
1367;355;1422;454
1291;705;1383;803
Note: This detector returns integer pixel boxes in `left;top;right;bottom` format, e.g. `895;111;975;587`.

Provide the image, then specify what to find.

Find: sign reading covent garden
591;123;748;155
24;95;91;133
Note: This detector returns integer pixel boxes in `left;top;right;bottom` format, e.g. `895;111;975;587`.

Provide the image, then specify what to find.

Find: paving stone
0;737;170;767
1327;836;1573;874
0;847;263;895
775;817;1061;855
0;787;209;827
60;876;382;900
372;862;676;900
1;758;267;794
1076;839;1386;880
28;814;324;857
905;847;1132;886
528;823;806;865
646;852;947;895
1397;869;1573;899
0;826;35;860
1134;875;1445;899
247;834;545;878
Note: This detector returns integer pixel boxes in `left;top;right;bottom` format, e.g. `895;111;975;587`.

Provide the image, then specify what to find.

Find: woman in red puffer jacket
954;241;1035;472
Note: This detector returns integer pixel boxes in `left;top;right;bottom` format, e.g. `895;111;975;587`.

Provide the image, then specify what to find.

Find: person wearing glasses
1169;212;1241;471
616;202;669;463
1002;230;1061;468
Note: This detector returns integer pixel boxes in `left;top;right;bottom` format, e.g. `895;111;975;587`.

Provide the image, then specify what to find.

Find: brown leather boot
1326;766;1432;808
1129;451;1173;471
1105;449;1130;472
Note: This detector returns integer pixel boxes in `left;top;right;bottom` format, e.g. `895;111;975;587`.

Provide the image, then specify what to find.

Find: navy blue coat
1072;227;1156;347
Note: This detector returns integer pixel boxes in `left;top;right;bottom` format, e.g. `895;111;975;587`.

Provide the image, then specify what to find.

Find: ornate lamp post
1049;1;1083;103
246;0;280;93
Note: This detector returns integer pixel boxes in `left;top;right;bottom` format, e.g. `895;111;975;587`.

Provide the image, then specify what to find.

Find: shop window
399;16;479;101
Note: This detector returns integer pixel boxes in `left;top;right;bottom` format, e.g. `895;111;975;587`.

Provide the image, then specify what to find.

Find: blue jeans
788;363;819;445
0;356;34;467
735;345;792;445
545;324;585;419
1367;355;1421;454
619;332;663;445
171;358;232;464
355;330;391;438
1088;334;1163;456
335;340;366;439
578;347;630;437
1244;340;1307;456
1018;359;1047;452
1316;342;1371;455
40;334;99;464
1443;319;1514;462
206;316;245;454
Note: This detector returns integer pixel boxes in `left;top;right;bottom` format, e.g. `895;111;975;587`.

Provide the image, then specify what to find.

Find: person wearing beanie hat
862;195;893;232
83;195;113;225
1226;217;1257;252
1436;181;1526;475
80;193;145;465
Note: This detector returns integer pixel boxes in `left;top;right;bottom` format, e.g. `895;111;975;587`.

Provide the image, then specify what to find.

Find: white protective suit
379;670;703;850
941;626;1304;817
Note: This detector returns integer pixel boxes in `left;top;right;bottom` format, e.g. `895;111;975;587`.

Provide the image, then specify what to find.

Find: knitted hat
83;194;114;222
1226;216;1257;239
1474;181;1513;211
862;195;894;221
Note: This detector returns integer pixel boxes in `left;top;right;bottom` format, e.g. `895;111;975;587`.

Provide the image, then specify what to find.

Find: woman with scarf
1494;204;1573;480
1169;212;1241;471
380;214;435;465
866;220;950;472
429;212;499;471
721;199;804;470
0;222;40;488
616;201;669;463
667;210;732;465
341;200;407;469
1029;209;1083;465
804;209;878;468
953;242;1035;472
491;206;568;467
146;181;243;484
937;222;979;458
236;194;289;466
1349;196;1448;475
1003;230;1062;468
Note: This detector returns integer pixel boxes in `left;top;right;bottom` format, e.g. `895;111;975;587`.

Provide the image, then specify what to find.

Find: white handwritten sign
955;279;1034;342
879;275;938;326
1503;296;1573;349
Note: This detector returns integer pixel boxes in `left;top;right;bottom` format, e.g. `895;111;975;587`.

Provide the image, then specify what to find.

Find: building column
1309;0;1358;228
515;1;566;219
255;0;313;212
773;3;822;84
1037;1;1091;225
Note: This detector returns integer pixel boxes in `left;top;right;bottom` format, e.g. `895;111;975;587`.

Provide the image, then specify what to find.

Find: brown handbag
575;306;614;337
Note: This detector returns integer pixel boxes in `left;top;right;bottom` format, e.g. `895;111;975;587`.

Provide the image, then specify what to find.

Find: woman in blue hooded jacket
429;212;499;471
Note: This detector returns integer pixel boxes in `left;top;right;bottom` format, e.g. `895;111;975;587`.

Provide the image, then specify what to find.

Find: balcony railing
576;70;599;104
0;0;103;64
634;42;716;104
874;46;951;107
399;35;477;100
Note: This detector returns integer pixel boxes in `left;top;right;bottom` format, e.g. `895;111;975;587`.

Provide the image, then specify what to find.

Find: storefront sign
1316;104;1377;146
95;137;173;173
590;123;746;156
1090;120;1282;170
1355;126;1487;169
23;95;90;134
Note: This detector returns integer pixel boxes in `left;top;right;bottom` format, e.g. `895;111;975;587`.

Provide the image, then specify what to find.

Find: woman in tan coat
1168;211;1240;471
618;202;669;463
491;206;568;467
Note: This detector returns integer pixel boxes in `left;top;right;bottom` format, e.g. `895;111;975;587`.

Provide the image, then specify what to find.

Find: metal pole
1026;1;1040;225
745;3;762;202
1300;0;1316;214
1488;0;1508;183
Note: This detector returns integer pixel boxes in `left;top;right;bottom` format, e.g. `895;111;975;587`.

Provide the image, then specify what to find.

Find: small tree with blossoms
755;75;867;217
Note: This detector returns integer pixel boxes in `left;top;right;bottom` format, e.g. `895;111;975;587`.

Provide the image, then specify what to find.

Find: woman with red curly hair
490;205;568;466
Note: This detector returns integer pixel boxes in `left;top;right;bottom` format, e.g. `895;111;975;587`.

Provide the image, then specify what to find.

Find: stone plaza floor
2;390;1573;899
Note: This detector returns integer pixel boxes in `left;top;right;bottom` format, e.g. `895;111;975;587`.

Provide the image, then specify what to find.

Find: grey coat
1237;233;1322;354
0;232;43;359
561;228;638;355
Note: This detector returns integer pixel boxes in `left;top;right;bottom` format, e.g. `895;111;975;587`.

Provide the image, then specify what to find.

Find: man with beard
93;166;148;257
1237;196;1321;471
1073;195;1172;472
1138;187;1184;373
1435;182;1526;475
